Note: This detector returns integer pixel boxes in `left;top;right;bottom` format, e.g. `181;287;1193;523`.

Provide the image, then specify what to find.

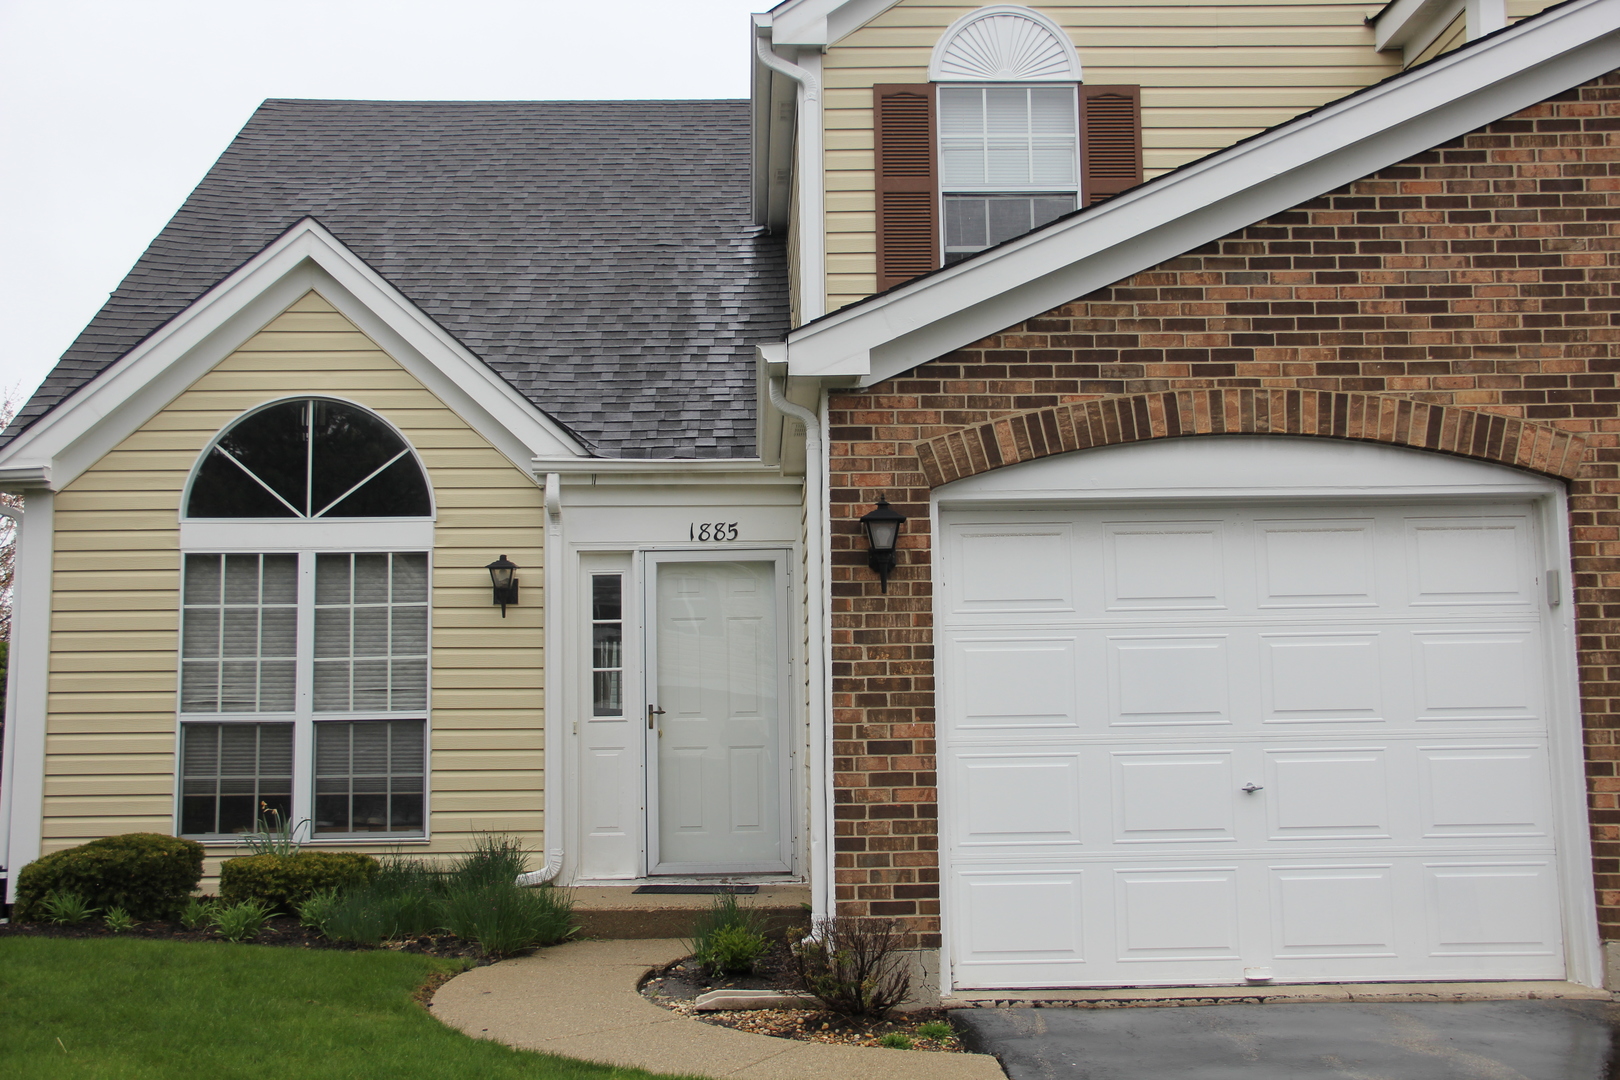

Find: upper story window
874;6;1141;289
186;397;431;519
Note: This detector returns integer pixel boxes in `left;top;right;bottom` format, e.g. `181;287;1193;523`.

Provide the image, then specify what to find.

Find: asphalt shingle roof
8;99;788;458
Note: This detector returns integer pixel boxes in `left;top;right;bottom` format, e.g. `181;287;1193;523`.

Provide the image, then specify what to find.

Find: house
5;0;1619;998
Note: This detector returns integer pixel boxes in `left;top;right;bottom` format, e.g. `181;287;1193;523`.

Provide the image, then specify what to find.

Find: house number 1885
690;522;740;541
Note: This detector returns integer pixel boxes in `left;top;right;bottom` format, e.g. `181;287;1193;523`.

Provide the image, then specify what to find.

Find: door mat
632;885;760;895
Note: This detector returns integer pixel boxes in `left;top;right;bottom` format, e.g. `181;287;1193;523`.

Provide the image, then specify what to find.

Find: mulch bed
640;939;964;1052
0;913;491;963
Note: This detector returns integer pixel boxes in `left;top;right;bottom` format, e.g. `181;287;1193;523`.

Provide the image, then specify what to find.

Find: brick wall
827;73;1620;947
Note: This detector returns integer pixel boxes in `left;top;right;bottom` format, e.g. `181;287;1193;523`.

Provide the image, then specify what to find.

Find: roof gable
782;0;1620;387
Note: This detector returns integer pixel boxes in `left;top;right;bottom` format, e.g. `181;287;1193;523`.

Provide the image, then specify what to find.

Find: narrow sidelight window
592;574;624;716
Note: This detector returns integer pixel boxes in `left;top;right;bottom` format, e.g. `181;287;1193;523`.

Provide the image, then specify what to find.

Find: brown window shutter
1080;85;1142;206
874;83;938;291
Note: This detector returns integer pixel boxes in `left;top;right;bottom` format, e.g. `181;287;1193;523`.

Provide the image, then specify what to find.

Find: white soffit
784;0;1620;387
0;219;587;491
765;0;904;46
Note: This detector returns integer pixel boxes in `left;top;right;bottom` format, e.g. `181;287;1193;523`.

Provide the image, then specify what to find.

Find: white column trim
2;491;52;901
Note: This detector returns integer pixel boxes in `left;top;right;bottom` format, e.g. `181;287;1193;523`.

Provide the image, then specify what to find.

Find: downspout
755;34;826;322
518;473;565;887
0;503;20;896
768;377;831;924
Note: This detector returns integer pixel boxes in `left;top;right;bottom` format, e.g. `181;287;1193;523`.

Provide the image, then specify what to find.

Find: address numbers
689;522;740;542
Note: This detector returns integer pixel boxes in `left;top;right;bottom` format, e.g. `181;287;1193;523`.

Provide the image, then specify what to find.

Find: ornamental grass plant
686;893;771;976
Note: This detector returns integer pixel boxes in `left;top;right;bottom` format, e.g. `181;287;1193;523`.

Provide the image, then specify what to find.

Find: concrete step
567;884;810;940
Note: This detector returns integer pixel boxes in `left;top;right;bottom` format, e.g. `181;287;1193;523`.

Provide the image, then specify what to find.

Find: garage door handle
1241;783;1263;793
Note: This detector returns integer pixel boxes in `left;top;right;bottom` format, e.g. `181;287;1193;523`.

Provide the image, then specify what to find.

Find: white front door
939;499;1569;989
646;554;789;874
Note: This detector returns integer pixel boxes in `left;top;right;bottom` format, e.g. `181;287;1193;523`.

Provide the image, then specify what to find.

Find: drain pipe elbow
519;473;566;888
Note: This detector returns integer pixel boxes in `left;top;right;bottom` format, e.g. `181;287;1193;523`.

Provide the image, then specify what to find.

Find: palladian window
178;398;432;840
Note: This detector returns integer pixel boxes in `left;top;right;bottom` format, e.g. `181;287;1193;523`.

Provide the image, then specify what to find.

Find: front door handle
648;705;666;730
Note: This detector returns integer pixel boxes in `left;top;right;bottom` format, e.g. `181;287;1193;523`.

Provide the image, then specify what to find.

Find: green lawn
0;937;707;1080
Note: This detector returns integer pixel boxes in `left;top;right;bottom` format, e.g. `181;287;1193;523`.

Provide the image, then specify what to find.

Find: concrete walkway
428;937;1005;1080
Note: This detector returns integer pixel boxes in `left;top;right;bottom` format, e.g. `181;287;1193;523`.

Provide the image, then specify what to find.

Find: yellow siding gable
821;0;1407;311
44;291;546;881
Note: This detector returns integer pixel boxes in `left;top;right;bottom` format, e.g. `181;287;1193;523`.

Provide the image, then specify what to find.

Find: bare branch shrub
0;384;19;643
788;915;913;1017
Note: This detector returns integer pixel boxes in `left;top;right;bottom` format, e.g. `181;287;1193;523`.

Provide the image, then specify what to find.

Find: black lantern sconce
860;496;907;593
485;555;519;616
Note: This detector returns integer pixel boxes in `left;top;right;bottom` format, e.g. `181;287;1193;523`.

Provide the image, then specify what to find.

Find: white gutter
0;502;19;894
755;32;827;322
767;376;831;923
518;472;565;888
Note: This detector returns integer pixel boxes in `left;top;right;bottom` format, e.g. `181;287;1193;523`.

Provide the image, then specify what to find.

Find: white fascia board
1373;0;1464;51
766;0;902;45
784;0;1620;387
0;219;587;491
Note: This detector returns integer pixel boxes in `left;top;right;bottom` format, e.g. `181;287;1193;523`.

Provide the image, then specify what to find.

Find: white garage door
939;500;1568;989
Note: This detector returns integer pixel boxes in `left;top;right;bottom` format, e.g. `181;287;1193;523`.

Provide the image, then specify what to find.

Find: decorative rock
693;988;818;1012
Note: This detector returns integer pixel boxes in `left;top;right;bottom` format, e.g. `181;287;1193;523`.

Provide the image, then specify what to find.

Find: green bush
218;851;379;913
15;833;204;921
439;883;576;957
688;894;770;976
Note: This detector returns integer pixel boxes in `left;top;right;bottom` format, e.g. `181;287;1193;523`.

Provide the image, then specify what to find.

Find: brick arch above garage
913;389;1590;490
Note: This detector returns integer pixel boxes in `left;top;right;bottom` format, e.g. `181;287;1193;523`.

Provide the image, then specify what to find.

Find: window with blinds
180;722;293;835
592;574;624;717
314;719;425;835
181;554;298;713
939;84;1078;264
314;553;429;712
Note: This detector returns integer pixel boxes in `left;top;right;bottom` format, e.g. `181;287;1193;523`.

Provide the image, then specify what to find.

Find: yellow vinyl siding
820;0;1404;310
1409;10;1465;66
42;291;546;879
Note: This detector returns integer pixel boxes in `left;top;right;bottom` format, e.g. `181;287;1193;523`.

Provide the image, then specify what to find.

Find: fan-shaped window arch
929;5;1082;83
186;398;432;519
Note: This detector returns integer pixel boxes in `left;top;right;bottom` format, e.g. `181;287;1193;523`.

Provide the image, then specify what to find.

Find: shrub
788;917;913;1018
688;894;770;976
439;883;576;957
104;907;137;933
210;900;273;943
445;834;530;890
15;834;204;922
322;889;441;945
39;890;97;925
218;851;378;913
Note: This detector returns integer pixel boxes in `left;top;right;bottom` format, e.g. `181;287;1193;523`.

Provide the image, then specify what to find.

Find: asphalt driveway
952;1000;1620;1079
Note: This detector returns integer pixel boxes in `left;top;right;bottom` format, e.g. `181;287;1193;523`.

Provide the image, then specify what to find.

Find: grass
0;937;706;1080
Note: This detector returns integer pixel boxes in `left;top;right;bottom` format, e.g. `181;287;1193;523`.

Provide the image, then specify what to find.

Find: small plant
179;897;218;931
209;899;273;943
39;890;97;925
789;916;913;1018
439;883;577;957
446;833;530;890
104;907;137;933
688;894;770;976
916;1020;955;1042
879;1033;914;1050
294;890;340;936
238;804;309;857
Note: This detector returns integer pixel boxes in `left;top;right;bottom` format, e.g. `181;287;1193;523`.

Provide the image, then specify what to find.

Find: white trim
928;6;1082;83
927;438;1601;992
0;492;51;901
764;0;904;46
755;35;827;322
179;520;435;552
782;0;1620;387
0;219;586;492
1374;0;1464;53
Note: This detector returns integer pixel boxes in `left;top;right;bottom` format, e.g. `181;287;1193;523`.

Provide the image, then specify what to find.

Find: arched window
929;5;1082;83
186;398;431;519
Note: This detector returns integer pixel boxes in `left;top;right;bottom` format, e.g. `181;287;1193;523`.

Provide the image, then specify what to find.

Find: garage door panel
1425;861;1562;959
1413;629;1540;721
952;868;1092;987
1265;749;1392;841
1112;751;1237;844
950;751;1085;850
1104;521;1229;611
946;522;1078;615
1406;516;1535;607
1115;867;1241;959
948;634;1085;736
1255;518;1378;609
1270;865;1398;957
1261;632;1385;724
1108;634;1232;726
1418;745;1552;839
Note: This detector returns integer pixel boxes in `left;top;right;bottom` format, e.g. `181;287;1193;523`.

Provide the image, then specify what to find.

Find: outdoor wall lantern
485;555;519;616
860;496;907;593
